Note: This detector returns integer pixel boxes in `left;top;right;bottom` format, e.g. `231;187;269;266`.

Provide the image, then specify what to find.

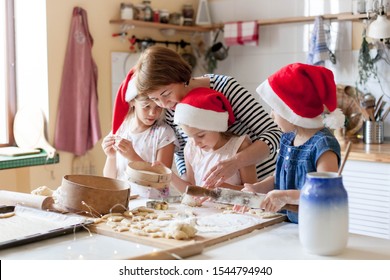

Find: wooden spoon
338;141;352;176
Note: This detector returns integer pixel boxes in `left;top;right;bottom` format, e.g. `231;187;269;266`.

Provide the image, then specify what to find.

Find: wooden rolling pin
0;190;54;210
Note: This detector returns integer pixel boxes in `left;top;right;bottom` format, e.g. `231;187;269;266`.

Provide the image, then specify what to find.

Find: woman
134;45;281;187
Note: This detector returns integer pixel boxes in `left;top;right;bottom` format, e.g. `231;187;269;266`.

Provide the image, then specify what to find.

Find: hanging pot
211;42;229;60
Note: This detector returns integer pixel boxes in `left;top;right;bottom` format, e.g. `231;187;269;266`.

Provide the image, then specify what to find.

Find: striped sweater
165;74;282;181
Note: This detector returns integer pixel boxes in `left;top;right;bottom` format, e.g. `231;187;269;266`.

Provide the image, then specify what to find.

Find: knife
185;185;298;212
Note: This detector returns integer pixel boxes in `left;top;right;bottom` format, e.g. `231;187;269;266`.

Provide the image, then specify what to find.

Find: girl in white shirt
102;70;176;184
171;87;257;193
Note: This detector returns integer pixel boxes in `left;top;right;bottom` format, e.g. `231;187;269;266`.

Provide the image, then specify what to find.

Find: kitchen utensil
381;106;390;121
336;85;364;136
126;161;172;189
185;185;298;212
0;190;55;210
361;94;376;121
59;175;130;215
338;141;352;176
0;205;91;250
13;107;56;158
374;94;384;119
375;100;386;120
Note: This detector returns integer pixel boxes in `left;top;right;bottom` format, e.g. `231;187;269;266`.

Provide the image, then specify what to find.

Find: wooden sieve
59;175;130;216
126;161;172;189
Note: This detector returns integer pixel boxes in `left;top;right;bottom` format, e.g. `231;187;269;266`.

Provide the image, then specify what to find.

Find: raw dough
181;194;202;207
31;186;53;197
166;222;197;240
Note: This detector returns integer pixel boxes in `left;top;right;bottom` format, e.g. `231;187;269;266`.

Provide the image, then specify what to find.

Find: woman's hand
203;158;239;188
102;134;116;157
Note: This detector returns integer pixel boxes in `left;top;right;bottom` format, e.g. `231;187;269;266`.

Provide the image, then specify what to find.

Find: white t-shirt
115;121;177;180
184;135;248;186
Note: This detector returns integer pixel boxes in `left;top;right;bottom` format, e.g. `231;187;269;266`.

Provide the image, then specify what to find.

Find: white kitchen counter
1;221;389;260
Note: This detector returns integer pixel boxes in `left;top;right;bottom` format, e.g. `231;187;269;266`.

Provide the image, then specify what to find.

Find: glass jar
142;0;153;22
299;172;349;256
160;9;170;24
120;3;134;20
169;12;182;25
182;4;194;19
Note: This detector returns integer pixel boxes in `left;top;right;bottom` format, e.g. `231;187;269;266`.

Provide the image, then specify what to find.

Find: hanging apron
54;7;101;156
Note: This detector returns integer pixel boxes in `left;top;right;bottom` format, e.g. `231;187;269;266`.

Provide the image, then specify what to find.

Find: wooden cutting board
88;201;287;259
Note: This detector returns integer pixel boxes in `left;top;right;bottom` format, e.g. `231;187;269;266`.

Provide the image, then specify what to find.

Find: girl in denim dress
240;63;345;223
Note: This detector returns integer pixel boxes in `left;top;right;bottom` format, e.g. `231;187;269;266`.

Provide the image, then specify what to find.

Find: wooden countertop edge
339;140;390;163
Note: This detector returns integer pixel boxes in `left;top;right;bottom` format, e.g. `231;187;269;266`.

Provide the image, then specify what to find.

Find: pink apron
54;7;101;156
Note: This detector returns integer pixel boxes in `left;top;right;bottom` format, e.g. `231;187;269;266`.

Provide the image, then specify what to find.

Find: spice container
160;9;169;24
182;4;194;19
169;12;182;25
299;172;349;256
120;3;134;20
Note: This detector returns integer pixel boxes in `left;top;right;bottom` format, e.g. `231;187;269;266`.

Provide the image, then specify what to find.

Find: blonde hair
135;46;192;97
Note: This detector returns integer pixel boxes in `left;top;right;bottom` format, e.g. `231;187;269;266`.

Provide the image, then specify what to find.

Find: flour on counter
195;213;261;234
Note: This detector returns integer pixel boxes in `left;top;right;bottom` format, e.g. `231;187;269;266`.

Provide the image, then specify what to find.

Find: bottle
142;0;153;22
299;172;349;256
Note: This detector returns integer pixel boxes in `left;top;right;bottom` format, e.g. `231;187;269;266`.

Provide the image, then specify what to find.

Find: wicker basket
126;161;172;190
59;175;130;215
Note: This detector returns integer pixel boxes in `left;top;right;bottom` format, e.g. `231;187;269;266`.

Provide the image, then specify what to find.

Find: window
0;0;16;147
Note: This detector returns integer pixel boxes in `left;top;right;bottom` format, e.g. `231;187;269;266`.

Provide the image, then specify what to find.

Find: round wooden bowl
59;175;130;215
126;161;172;189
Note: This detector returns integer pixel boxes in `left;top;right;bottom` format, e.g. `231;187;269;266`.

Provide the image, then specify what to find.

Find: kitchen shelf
110;19;217;32
110;12;375;33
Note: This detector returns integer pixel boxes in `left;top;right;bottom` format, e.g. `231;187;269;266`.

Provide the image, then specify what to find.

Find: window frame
1;0;16;147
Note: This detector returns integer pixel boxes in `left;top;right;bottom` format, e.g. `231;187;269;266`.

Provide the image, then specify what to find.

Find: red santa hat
256;63;345;129
174;88;235;132
112;67;138;134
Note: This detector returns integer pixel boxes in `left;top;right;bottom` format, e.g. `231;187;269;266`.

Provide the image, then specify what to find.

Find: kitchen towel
307;16;330;65
224;20;259;46
54;7;101;156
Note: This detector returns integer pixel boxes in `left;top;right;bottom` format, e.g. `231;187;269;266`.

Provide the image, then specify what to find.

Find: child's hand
260;190;288;213
102;134;116;157
115;137;136;160
241;183;257;193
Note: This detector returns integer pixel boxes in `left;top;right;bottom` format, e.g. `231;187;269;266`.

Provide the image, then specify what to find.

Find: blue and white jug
299;172;349;256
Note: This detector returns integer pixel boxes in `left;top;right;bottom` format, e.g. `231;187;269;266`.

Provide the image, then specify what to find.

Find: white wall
207;0;390;137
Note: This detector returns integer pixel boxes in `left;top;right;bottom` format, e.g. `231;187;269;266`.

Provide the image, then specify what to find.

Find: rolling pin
0;190;54;210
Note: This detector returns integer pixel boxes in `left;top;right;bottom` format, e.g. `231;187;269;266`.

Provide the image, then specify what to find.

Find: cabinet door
342;160;390;239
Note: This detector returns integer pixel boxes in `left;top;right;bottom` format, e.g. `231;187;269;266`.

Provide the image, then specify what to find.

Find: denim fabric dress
274;128;341;223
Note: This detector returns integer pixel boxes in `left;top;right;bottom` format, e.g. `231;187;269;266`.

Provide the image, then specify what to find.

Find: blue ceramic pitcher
299;172;349;256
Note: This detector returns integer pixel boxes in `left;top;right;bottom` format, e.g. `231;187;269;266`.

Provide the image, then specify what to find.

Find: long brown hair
135;46;192;96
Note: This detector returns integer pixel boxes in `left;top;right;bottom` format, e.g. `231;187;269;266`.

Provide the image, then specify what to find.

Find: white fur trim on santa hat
256;80;324;129
125;77;137;102
174;103;229;132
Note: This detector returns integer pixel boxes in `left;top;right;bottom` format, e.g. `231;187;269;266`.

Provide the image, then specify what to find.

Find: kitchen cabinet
339;141;390;239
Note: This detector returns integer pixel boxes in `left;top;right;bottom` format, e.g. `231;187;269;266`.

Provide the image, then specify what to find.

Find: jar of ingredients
299;172;349;256
182;4;194;19
169;12;182;25
120;3;134;20
160;9;169;24
142;0;153;22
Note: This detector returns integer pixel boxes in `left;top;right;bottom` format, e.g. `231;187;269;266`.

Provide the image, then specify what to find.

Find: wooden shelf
110;12;378;34
110;19;217;32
